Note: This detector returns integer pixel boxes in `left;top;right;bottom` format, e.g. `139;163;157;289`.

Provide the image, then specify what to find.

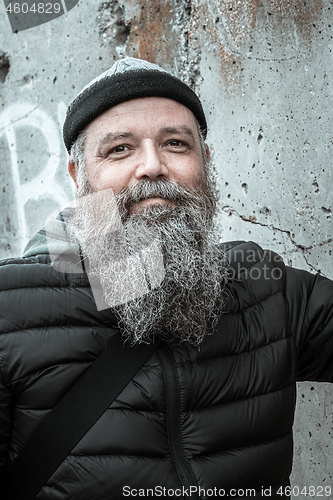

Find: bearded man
0;57;332;500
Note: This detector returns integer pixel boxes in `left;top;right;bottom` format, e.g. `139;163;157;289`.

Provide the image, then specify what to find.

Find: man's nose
135;141;168;180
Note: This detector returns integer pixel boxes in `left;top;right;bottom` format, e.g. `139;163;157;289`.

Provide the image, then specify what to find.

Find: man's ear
68;161;78;189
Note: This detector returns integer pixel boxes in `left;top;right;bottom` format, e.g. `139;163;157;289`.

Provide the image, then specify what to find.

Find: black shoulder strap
4;332;162;500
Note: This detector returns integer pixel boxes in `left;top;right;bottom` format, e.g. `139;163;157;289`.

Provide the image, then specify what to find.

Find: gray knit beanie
63;57;207;152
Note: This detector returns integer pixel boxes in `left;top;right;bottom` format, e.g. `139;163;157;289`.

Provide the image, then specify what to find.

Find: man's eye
109;145;128;154
168;140;185;147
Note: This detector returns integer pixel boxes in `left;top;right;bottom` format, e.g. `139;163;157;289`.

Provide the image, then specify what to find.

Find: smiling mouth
130;197;176;214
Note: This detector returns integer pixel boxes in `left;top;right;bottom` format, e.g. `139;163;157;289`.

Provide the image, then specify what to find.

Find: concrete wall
0;0;332;496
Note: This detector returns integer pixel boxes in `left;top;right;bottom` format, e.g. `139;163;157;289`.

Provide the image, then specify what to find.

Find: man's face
72;96;207;210
68;96;226;346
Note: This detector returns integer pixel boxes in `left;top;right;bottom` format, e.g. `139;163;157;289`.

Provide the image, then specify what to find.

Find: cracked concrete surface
221;204;332;274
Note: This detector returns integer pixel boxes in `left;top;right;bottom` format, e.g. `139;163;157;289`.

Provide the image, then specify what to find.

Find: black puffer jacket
0;232;332;499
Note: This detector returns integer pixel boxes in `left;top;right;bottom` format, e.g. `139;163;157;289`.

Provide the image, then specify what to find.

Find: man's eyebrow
160;126;196;141
97;126;197;153
97;132;135;151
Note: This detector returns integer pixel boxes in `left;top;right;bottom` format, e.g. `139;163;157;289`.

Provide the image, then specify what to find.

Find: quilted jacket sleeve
284;266;333;382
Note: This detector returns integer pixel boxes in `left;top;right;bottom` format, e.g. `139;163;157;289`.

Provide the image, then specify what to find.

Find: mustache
116;179;198;208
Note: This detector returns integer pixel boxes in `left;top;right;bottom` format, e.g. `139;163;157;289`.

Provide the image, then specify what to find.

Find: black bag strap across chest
4;332;162;500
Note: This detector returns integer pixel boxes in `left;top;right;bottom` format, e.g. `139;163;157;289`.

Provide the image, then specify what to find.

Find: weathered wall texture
0;0;332;496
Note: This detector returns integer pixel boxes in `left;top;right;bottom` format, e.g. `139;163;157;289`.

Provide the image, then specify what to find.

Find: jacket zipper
159;344;199;500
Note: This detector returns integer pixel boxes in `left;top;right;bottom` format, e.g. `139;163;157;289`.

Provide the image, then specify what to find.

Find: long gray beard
70;178;227;345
